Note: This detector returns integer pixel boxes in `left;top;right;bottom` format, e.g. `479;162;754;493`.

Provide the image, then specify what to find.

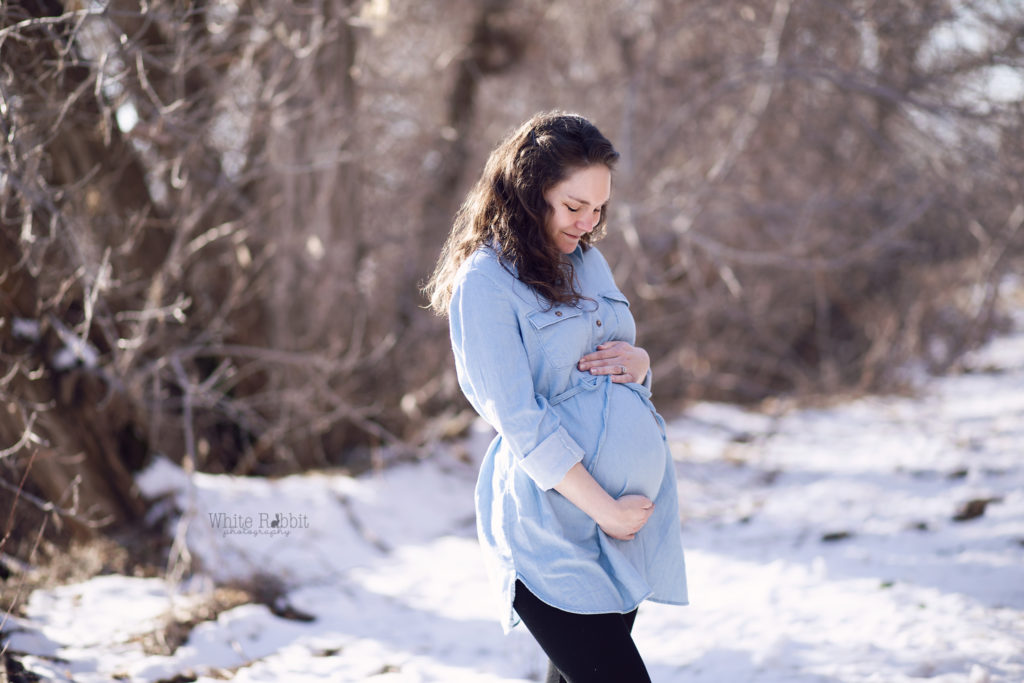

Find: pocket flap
599;289;630;307
527;306;582;330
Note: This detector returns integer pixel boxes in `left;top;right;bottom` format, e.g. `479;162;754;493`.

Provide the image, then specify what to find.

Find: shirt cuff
518;427;585;490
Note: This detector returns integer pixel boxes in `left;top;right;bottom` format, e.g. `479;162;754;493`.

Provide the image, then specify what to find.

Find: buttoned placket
592;297;611;345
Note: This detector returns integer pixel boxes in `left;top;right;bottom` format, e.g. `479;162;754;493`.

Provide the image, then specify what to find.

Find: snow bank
4;304;1023;681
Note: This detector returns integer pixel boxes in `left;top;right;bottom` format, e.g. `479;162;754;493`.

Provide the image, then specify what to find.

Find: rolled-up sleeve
449;268;583;490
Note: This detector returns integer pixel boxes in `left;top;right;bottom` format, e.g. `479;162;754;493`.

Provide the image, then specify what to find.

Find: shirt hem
512;572;658;618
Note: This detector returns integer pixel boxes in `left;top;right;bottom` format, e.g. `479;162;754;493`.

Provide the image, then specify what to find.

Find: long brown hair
425;111;619;316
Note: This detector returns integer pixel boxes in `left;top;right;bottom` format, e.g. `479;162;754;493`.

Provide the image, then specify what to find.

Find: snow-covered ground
4;289;1024;682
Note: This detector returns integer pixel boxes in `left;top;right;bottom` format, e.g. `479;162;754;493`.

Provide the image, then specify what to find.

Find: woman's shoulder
455;244;515;290
578;244;615;280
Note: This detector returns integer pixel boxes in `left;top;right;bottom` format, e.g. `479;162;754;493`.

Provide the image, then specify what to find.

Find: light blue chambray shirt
449;243;688;633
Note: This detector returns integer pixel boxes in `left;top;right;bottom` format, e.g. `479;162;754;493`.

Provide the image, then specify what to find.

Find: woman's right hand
597;495;655;541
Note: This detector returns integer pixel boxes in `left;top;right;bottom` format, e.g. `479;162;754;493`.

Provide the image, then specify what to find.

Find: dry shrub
0;0;1021;571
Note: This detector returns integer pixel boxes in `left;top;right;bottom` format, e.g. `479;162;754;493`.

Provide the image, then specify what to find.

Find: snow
4;301;1024;682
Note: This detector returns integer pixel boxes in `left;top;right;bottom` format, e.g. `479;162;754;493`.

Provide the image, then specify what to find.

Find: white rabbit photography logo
206;511;310;539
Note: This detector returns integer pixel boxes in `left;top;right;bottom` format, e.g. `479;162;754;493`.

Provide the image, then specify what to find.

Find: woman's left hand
577;341;650;384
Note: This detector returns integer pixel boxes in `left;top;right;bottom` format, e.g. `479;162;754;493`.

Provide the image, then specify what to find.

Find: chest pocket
599;289;635;340
526;306;587;369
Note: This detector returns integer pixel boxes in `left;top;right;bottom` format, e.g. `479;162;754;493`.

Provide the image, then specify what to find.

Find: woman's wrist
590;493;619;528
554;463;616;524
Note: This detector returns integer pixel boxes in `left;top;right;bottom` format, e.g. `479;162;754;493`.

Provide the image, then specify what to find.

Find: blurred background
2;0;1022;567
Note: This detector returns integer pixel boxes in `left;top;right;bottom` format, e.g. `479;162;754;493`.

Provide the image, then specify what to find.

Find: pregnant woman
425;111;688;682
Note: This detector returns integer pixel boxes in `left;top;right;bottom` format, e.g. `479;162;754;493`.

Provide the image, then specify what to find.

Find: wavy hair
425;111;619;315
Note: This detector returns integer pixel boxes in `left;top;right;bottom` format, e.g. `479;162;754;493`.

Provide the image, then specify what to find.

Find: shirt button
596;320;602;327
555;311;562;317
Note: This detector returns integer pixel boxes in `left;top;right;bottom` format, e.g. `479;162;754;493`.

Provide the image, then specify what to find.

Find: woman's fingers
580;361;628;374
581;341;628;359
599;495;655;540
609;371;633;384
579;348;621;364
579;345;630;370
578;341;647;383
580;361;633;382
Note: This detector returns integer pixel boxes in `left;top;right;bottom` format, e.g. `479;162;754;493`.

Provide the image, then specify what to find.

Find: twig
0;413;39;460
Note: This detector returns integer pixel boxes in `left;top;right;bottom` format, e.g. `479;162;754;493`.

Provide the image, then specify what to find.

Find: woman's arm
450;267;585;490
554;463;654;541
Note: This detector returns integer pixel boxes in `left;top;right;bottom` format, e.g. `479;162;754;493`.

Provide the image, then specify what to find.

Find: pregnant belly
555;380;667;500
592;386;667;499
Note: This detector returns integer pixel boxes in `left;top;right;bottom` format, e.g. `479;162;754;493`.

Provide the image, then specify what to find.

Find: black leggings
513;580;651;683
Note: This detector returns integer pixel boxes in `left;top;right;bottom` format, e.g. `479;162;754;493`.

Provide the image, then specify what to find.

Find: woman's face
542;165;611;255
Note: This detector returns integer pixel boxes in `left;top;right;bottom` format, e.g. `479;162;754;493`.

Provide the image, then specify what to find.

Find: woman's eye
566;205;580;213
